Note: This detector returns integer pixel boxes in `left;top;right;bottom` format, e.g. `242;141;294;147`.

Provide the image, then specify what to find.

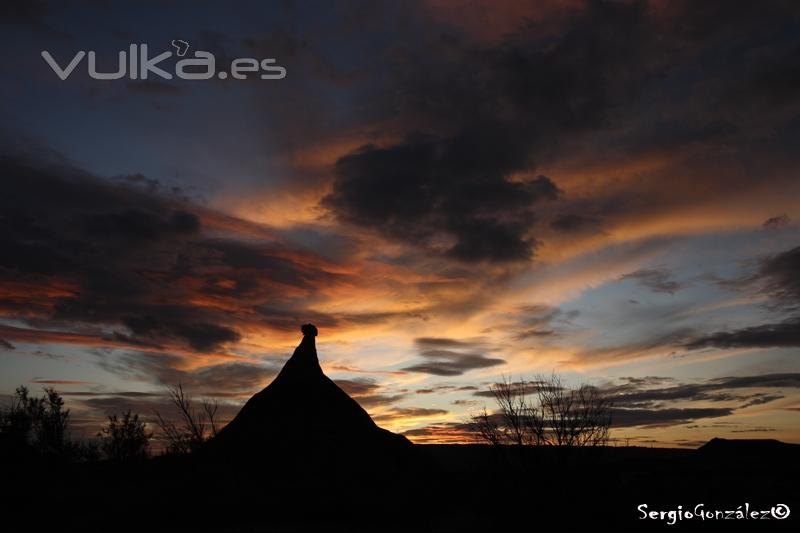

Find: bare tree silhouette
154;384;219;454
469;407;501;446
470;374;612;447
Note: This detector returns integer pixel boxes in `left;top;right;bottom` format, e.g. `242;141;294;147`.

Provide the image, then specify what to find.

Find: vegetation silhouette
470;374;612;447
154;384;219;454
99;410;151;462
0;325;797;530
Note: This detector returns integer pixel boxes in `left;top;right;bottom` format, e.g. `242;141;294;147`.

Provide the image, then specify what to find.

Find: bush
99;410;152;462
0;386;70;456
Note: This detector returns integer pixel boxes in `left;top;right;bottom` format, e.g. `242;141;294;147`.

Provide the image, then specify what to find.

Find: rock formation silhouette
698;437;800;459
206;324;410;464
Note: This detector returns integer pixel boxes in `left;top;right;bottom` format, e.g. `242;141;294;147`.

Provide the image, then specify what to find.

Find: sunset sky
1;0;799;447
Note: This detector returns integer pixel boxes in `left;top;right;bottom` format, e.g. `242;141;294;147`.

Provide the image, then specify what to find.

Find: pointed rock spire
272;323;322;382
206;324;410;460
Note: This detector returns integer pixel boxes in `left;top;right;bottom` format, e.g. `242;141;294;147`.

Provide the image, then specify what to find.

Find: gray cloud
95;350;280;397
550;214;605;235
403;337;505;376
511;304;580;340
611;407;734;428
685;317;800;350
415;384;478;395
689;244;800;351
0;153;367;355
763;214;790;229
320;0;800;265
605;373;799;408
757;245;800;310
620;268;685;295
334;377;406;409
322;1;670;264
403;349;505;376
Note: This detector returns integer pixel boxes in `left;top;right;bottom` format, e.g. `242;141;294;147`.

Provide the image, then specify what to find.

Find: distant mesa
206;324;410;462
698;437;800;459
699;437;798;450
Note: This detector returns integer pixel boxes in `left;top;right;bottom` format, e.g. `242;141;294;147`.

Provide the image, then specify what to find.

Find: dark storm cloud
0;153;349;353
403;340;506;376
116;173;191;200
604;373;800;408
324;144;559;262
323;1;656;263
354;393;407;409
322;2;800;263
123;317;241;352
315;0;800;268
550;214;605;235
611;407;733;428
95;350;279;397
183;361;277;394
83;208;201;242
713;244;800;310
334;378;381;396
711;374;800;388
620;268;685;295
763;214;790;230
402;355;505;376
333;378;406;409
693;244;800;352
756;245;800;309
414;337;489;351
80;395;241;425
741;394;784;408
685;317;800;350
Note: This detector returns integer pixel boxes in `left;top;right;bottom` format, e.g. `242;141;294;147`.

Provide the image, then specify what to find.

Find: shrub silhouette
0;386;70;456
99;410;152;461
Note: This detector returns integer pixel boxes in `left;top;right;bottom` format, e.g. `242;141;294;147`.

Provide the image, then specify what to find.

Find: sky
1;0;799;447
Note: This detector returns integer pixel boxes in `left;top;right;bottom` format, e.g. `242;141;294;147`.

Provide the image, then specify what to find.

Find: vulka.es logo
41;42;286;81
